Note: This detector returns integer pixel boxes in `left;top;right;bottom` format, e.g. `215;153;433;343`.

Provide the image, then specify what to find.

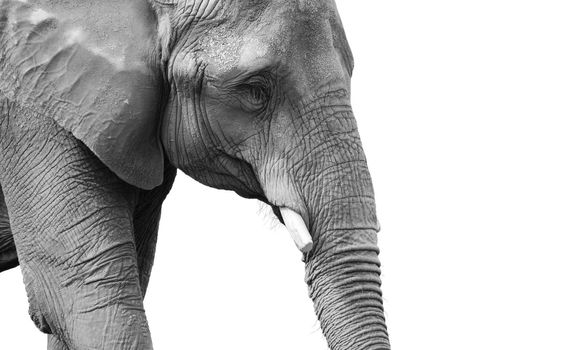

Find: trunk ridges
305;241;390;350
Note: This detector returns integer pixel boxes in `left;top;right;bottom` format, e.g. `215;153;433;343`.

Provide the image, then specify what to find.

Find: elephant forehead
197;3;346;88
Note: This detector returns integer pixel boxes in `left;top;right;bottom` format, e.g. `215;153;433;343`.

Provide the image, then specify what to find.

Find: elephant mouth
270;206;313;253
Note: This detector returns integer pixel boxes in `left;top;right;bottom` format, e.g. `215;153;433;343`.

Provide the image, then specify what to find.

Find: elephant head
4;0;389;348
154;2;389;348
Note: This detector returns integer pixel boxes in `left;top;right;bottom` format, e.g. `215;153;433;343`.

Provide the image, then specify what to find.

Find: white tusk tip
298;241;313;253
280;207;313;253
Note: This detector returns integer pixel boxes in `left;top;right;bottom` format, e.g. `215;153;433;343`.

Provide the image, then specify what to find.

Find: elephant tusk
280;207;313;253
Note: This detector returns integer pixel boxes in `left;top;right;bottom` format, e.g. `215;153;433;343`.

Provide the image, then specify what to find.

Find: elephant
0;0;389;349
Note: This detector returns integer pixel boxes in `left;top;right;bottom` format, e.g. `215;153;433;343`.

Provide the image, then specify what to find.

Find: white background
2;1;585;349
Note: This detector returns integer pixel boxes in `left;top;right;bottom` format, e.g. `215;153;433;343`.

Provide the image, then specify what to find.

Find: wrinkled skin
0;0;389;349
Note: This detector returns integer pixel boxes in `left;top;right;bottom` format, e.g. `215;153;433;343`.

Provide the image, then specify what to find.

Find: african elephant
0;0;389;349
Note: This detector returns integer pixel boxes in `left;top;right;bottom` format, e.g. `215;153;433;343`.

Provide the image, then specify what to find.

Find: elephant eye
239;83;269;112
232;71;275;113
249;84;267;104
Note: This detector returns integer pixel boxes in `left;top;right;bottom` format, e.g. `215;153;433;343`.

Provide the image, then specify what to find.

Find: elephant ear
12;1;165;189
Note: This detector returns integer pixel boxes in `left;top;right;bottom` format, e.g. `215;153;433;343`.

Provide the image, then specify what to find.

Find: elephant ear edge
69;67;166;191
12;1;167;190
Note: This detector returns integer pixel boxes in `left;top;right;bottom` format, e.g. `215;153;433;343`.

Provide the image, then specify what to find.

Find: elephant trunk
305;228;389;350
293;108;390;349
303;176;390;350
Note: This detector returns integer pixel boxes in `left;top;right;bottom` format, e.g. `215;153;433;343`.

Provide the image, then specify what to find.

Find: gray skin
0;0;389;349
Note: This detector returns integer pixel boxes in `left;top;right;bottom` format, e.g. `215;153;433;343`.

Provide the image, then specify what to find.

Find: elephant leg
0;114;152;349
133;164;176;296
42;163;176;350
39;168;179;350
0;184;18;272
